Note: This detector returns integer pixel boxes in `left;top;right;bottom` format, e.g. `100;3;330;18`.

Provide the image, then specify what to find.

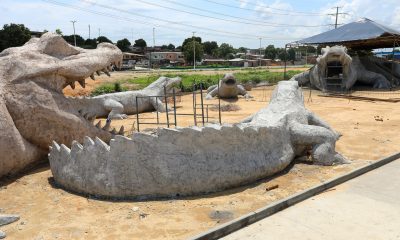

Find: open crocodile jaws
49;81;348;199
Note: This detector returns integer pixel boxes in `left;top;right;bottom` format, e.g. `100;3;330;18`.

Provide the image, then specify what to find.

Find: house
147;52;185;66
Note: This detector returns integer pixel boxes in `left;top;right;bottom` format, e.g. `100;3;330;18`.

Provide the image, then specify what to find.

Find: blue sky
1;0;399;48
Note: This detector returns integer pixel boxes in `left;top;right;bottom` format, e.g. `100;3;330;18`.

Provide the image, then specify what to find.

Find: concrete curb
189;152;400;240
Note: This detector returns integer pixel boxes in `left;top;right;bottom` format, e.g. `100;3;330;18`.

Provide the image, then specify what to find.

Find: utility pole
88;24;91;39
98;28;100;38
330;6;346;29
334;7;339;29
153;27;156;47
259;37;262;67
71;20;77;46
193;31;196;70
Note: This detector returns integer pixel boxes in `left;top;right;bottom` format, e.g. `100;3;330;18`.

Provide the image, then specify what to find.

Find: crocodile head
220;73;237;89
0;32;123;150
316;46;353;88
146;76;182;94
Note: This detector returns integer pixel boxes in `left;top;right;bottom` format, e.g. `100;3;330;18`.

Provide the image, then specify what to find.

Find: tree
134;38;147;48
217;43;235;59
203;41;218;55
182;36;201;49
183;41;204;64
63;35;85;46
84;38;97;48
161;44;168;50
277;48;289;61
288;48;296;61
55;29;63;35
264;45;277;59
0;23;31;51
237;47;248;53
167;43;175;50
116;38;131;52
97;36;112;44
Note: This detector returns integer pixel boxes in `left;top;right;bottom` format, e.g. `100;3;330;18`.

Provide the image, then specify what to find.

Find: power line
203;0;330;16
135;0;333;27
42;0;297;41
329;6;348;29
77;0;298;39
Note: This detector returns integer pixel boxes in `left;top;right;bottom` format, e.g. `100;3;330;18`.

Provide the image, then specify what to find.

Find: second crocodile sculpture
206;73;252;99
49;81;348;199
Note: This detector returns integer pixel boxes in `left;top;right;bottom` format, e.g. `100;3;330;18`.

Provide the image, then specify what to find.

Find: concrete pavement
222;159;400;240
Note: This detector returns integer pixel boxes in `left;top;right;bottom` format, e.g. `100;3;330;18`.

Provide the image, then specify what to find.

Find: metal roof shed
294;18;400;50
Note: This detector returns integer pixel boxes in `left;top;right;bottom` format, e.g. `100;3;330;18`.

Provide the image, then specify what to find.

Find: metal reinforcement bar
189;152;400;240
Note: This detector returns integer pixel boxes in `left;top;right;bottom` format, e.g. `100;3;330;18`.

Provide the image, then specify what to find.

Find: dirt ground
1;71;399;240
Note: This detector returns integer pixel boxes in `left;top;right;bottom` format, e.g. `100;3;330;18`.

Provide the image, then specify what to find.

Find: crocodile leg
103;99;127;120
290;122;349;165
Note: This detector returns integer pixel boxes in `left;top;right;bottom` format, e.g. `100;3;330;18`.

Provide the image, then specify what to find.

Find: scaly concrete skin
0;32;123;178
206;73;252;99
75;76;181;120
49;81;348;199
290;45;395;91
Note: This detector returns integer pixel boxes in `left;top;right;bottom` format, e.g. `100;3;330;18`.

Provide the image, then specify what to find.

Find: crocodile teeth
95;121;102;128
78;80;85;88
90;74;95;80
110;128;117;135
102;69;110;77
118;126;124;135
102;120;111;131
70;82;75;89
96;71;101;76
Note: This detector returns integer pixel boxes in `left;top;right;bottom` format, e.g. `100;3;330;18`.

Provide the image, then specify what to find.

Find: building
148;52;185;66
119;52;146;70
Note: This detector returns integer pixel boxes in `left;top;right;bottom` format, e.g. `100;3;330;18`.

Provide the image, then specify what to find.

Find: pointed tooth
110;128;117;134
118;126;124;135
83;136;94;147
96;71;101;76
90;74;95;80
70;82;75;89
89;115;96;123
95;121;102;128
78;80;85;88
102;120;111;131
102;69;110;77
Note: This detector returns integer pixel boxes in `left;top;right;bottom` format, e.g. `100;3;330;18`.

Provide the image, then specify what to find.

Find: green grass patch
91;70;301;95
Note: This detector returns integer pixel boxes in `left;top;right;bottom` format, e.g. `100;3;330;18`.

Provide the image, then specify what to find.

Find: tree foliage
182;36;201;49
55;29;63;35
116;38;131;52
216;43;235;59
183;41;204;63
134;38;147;48
97;36;112;44
264;45;277;59
203;41;218;55
167;43;175;50
63;35;85;46
0;23;31;51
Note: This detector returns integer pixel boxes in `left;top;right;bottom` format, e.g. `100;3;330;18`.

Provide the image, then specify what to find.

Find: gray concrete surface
222;158;400;240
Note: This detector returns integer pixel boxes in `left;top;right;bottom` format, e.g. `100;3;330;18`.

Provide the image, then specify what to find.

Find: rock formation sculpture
77;76;181;120
49;81;348;199
290;45;396;91
0;32;123;177
206;73;252;99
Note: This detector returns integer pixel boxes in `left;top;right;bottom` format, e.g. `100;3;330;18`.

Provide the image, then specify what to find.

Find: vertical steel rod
173;88;177;127
200;82;205;126
218;79;222;124
156;96;159;124
193;83;197;126
135;96;140;132
164;86;170;128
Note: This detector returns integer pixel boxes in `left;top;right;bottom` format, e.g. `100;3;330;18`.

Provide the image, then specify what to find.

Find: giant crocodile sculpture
0;32;123;177
49;81;348;199
76;76;181;120
290;45;396;91
206;73;252;99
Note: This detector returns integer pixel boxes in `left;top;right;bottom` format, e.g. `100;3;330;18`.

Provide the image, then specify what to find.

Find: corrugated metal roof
295;18;400;49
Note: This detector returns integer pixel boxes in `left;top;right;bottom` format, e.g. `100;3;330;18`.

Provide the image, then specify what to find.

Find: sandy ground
1;71;400;240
